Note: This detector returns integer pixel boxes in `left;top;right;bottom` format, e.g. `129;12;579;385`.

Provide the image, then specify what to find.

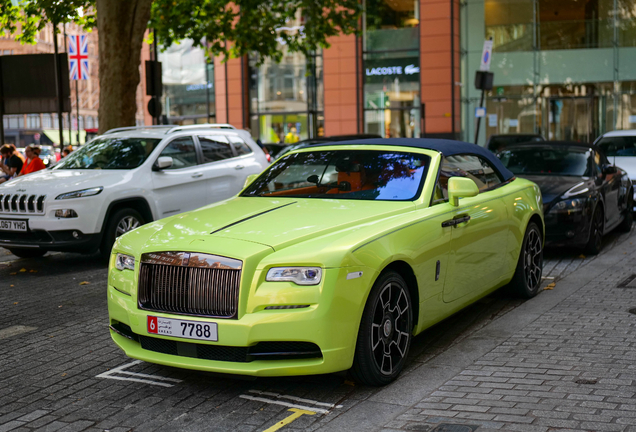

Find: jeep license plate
147;315;218;342
0;219;27;232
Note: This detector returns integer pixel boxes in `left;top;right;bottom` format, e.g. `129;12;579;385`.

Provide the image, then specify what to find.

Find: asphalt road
0;226;631;432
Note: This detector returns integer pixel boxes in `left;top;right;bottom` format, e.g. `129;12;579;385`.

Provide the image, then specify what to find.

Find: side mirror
448;177;479;206
306;174;319;184
244;173;259;188
602;165;617;175
153;156;173;171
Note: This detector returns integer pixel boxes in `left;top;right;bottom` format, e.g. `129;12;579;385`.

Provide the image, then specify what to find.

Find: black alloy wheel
351;271;413;386
585;206;604;255
510;222;543;299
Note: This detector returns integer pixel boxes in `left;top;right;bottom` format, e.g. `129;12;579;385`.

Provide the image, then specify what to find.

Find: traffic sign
480;40;493;71
475;107;486;118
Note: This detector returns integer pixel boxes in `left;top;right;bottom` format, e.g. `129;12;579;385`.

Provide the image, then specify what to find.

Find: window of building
26;114;41;129
363;0;420;138
42;114;52;129
159;137;197;169
198;135;234;162
86;116;94;129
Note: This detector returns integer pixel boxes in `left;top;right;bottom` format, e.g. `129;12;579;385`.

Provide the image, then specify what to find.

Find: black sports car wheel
351;271;413;386
585;206;604;255
510;222;543;299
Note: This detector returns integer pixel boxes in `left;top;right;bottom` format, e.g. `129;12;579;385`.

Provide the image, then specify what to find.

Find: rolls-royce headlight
266;267;322;285
550;197;587;213
115;253;135;271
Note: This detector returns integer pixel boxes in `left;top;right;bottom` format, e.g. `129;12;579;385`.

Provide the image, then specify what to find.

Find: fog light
72;230;80;239
55;209;78;218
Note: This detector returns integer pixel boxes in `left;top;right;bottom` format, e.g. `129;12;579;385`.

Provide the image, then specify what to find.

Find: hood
0;169;129;194
521;175;594;206
150;197;414;250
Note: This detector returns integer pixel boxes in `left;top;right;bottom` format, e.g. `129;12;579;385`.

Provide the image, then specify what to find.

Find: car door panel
151;137;208;217
442;193;509;303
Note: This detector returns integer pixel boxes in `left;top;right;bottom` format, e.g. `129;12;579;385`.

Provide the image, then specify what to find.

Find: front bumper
107;267;371;377
0;228;101;252
543;209;591;247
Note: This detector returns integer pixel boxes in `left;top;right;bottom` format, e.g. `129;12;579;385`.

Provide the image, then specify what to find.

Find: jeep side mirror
448;177;479;206
153;156;173;171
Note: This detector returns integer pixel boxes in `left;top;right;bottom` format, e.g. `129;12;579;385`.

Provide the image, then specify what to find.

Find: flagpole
64;25;71;147
76;80;80;144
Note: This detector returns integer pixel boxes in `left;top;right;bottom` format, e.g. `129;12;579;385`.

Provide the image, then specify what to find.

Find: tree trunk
96;0;152;134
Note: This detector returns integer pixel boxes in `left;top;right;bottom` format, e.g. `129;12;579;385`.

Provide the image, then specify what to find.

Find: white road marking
95;360;182;387
240;395;330;414
240;390;344;414
248;389;343;409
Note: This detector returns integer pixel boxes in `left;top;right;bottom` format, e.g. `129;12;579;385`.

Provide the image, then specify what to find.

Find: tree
0;0;361;133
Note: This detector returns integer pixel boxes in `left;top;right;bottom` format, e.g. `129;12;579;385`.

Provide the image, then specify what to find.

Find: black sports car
498;142;633;254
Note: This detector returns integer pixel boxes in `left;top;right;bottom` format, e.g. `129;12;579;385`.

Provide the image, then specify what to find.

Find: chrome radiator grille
0;193;46;214
137;252;242;319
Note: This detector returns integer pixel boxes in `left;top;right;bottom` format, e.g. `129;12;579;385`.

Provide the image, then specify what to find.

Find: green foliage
0;0;95;42
149;0;362;64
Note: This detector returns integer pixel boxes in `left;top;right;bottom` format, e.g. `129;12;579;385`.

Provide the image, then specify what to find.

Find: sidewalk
323;232;636;432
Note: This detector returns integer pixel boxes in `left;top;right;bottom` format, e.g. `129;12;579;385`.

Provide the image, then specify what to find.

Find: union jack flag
68;35;89;80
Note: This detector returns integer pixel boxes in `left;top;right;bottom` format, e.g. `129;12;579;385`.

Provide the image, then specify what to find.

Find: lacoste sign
364;57;420;84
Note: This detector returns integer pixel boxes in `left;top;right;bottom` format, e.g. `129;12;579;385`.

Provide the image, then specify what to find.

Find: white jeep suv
0;124;269;258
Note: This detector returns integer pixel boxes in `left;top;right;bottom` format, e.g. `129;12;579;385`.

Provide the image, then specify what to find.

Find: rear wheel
350;271;413;386
509;222;543;299
99;208;144;260
618;191;633;232
585;206;604;255
7;248;47;259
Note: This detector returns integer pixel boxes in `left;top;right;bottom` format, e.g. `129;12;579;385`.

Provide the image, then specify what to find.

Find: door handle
191;173;203;178
234;165;245;170
441;214;471;228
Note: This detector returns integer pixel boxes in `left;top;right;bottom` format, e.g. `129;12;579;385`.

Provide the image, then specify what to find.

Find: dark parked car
486;134;545;153
274;134;382;160
498;142;633;254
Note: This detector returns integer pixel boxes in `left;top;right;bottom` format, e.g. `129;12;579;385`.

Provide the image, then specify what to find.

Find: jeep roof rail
166;124;237;134
103;125;177;135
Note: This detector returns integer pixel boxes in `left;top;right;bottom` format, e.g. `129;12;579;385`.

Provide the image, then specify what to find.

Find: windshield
498;146;594;176
597;136;636;157
487;135;543;152
54;137;162;170
242;150;430;201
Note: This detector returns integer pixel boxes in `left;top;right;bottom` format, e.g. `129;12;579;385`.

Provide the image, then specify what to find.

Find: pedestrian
62;146;73;157
19;144;46;176
0;144;24;184
284;126;300;144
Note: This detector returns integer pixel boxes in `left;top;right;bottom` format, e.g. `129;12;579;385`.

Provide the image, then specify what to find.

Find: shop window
365;0;419;51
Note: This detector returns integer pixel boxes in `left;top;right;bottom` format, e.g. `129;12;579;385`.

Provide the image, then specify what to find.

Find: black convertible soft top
310;138;515;182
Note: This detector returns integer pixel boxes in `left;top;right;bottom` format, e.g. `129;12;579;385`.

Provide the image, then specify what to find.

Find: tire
350;271;413;386
618;191;633;233
584;205;604;255
7;248;47;259
509;222;543;299
99;208;144;260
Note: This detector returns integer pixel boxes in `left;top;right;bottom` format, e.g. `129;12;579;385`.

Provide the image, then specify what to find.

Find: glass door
545;96;596;142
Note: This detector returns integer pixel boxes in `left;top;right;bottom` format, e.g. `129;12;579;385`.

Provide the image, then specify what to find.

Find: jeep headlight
55;187;103;200
115;253;135;271
266;267;322;285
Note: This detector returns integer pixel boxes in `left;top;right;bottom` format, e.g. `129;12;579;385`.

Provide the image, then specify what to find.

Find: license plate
0;219;27;232
147;315;218;342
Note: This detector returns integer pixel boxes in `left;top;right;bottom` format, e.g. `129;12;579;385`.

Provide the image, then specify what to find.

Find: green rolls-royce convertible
107;138;544;386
